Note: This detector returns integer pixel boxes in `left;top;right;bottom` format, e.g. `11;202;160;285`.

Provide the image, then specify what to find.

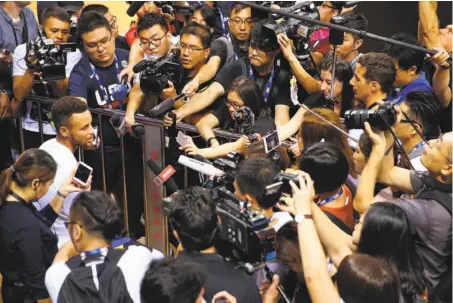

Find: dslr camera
234;107;259;143
133;49;183;95
344;104;397;131
25;37;77;81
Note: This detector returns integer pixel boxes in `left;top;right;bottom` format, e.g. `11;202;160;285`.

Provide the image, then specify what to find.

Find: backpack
216;36;235;64
56;249;134;303
415;175;452;303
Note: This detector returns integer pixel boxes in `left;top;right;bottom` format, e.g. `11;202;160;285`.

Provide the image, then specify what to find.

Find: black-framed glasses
64;221;82;229
178;42;206;53
225;100;243;111
428;135;452;164
400;119;421;127
140;31;168;49
83;34;113;52
229;18;254;27
320;2;334;9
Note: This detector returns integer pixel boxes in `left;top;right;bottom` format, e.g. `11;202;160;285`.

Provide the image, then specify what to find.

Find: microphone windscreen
146;159;178;193
149;98;176;117
127;1;145;17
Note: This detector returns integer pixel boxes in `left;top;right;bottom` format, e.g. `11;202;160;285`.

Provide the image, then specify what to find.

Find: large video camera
344;104;397;131
133;49;183;95
25;37;77;81
261;2;320;59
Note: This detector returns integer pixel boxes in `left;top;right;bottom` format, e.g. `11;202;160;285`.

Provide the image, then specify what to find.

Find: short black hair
229;3;250;18
403;90;441;139
357;52;396;94
343;13;368;41
235;157;280;209
81;4;109;16
382;33;425;73
251;20;279;51
181;23;211;49
168;187;218;251
141;258;205;303
137;13;168;34
299;142;349;194
40;6;71;25
70;191;124;241
191;4;216;29
51;96;88;133
330;1;345;12
76;11;111;38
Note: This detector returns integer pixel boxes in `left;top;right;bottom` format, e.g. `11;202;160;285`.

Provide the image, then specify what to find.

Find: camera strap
89;55;120;107
248;64;275;103
217;7;228;36
317;187;343;207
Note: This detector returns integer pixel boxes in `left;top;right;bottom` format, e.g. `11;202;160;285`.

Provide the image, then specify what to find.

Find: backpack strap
216;37;235;64
65;248;127;271
66;255;85;271
323;210;352;235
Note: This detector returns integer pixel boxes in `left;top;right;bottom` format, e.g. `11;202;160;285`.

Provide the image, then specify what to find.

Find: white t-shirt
36;138;78;248
13;43;82;135
45;245;164;303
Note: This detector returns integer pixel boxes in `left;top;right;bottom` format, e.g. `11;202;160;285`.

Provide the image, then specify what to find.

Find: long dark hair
320;56;354;117
228;76;271;120
0;149;57;205
357;203;425;303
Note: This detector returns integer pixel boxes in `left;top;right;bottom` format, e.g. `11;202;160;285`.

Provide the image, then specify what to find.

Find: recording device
73;162;93;187
146;158;178;194
92;126;99;147
131;124;145;138
127;1;145;17
261;2;320;59
234;107;258;142
154;1;175;14
265;172;300;197
264;265;291;303
149;93;185;117
263;130;281;154
25;35;77;81
109;115;126;136
178;155;225;177
111;75;129;101
134;50;183;95
344;104;397;131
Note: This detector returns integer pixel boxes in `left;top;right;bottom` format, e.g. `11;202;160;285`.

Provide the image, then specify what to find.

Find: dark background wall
354;1;452;53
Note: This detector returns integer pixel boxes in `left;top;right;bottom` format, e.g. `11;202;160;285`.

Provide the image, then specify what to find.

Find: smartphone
263;130;281;154
73;162;93;187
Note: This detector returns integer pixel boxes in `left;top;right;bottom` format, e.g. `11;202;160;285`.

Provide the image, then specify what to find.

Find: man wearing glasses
81;4;130;51
12;6;82;150
165;22;292;132
182;3;255;97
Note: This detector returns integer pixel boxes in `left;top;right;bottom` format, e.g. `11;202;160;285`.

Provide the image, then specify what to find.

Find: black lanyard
7;11;29;47
9;191;52;227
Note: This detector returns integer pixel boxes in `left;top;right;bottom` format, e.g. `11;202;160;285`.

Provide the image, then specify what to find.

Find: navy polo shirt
387;72;433;105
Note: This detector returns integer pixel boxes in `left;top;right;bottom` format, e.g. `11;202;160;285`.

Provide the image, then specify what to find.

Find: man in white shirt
37;96;96;247
12;6;82;149
45;191;163;303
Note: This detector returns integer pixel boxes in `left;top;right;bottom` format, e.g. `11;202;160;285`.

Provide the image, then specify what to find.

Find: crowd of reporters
0;1;451;303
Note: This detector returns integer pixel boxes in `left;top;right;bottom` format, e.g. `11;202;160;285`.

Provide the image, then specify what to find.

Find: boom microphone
178;155;225;177
149;97;177;117
127;1;145;17
146;159;178;194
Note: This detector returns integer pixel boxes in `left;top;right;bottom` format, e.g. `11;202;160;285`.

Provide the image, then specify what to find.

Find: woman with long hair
183;76;275;159
0;149;85;303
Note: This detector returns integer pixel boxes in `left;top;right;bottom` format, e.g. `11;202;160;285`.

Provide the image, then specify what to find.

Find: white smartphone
263;130;281;154
73;162;93;187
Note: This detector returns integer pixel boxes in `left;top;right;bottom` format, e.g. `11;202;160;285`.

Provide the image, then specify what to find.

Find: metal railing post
120;135;129;235
97;113;107;192
37;102;44;144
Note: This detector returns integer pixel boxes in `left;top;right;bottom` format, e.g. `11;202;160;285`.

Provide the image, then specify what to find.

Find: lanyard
9;191;53;227
249;63;275;103
217;7;228;36
81;247;108;259
226;34;239;61
317;187;343;207
89;55;120;107
350;51;359;69
410;141;426;154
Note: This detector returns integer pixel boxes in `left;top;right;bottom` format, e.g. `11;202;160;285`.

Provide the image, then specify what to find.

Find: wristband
57;190;68;199
440;64;451;70
206;137;217;147
294;213;313;223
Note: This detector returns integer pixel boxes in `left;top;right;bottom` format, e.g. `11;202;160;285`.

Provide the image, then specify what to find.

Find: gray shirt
0;6;38;52
397;172;452;291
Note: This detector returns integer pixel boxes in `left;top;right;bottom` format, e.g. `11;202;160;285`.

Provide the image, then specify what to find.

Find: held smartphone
263;130;281;154
73;162;93;187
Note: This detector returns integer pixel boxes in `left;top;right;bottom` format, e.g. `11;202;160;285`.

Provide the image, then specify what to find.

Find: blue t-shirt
387;72;433;105
69;49;130;145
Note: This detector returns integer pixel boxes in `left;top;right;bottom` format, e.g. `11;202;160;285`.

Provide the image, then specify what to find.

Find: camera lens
140;74;169;95
343;105;396;130
344;109;370;130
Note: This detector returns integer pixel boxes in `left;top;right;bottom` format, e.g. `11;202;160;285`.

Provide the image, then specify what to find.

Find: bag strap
417;190;452;215
323;210;352;235
65;248;127;271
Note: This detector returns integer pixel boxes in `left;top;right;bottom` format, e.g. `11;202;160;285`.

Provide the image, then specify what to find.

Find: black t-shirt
178;251;262;303
115;36;130;51
69;49;130;146
213;58;292;115
213;103;276;136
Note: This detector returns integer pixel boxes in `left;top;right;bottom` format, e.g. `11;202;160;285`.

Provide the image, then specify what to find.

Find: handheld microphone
149;97;177;117
109;115;126;136
127;1;145;17
178;155;225;177
146;159;178;194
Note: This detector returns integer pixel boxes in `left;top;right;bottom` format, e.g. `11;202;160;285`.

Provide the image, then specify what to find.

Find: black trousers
1;281;34;303
0;120;13;171
84;135;145;238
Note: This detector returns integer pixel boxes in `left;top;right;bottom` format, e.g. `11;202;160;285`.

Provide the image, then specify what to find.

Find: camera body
234;106;259;143
265;172;300;197
25;38;76;81
135;50;183;95
344;104;397;131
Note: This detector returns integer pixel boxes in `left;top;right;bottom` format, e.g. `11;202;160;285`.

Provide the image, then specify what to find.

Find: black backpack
56;248;134;303
415;175;452;303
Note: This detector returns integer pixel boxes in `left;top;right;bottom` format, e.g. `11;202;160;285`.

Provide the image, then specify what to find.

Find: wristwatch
294;213;313;223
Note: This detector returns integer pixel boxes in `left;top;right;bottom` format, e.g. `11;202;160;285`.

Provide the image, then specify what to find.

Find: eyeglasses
225;100;243;111
320;2;334;9
64;221;82;229
428;135;452;164
229;18;254;27
178;42;205;53
83;34;113;52
400;119;421;128
249;42;273;54
140;31;168;49
109;16;117;29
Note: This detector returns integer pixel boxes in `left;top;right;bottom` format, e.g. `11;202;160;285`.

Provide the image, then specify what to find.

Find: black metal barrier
19;96;244;254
